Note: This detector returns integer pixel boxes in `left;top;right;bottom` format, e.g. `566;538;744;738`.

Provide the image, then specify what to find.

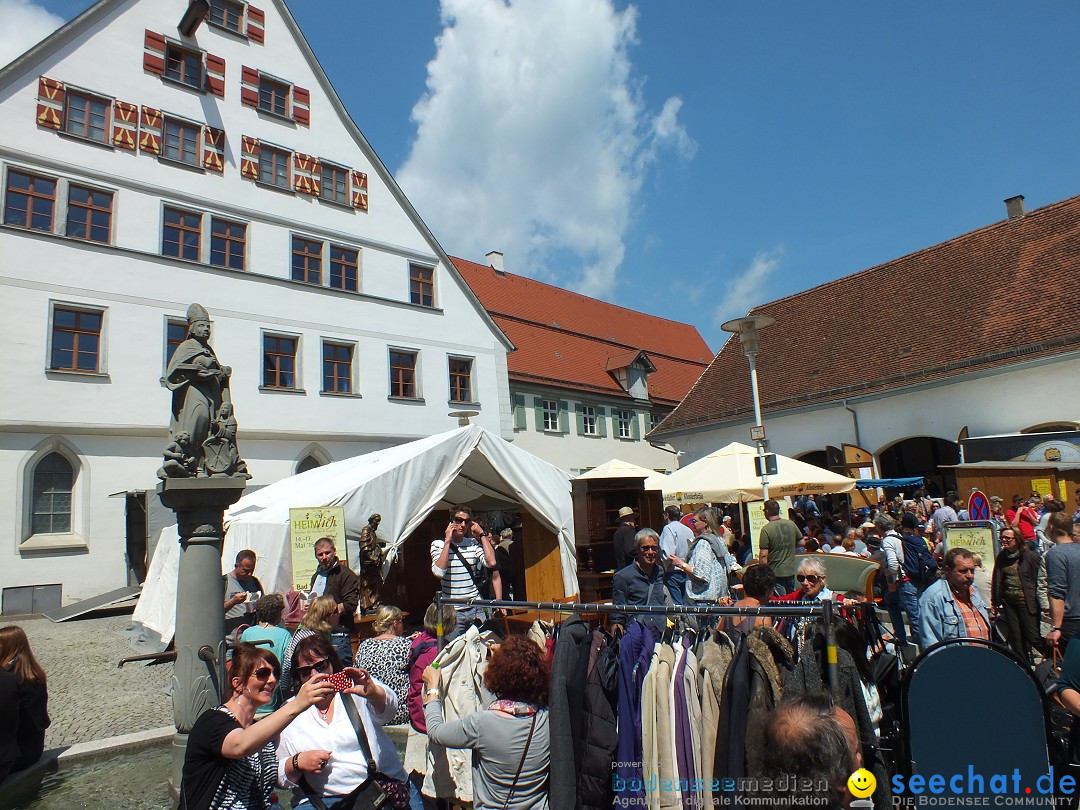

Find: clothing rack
433;595;840;692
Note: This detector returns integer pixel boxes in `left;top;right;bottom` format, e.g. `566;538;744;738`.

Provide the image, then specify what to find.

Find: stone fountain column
159;477;246;792
156;303;250;793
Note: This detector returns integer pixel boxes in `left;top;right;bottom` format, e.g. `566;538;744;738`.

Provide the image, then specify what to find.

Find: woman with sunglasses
669;507;733;605
277;633;422;810
181;642;333;810
776;556;834;603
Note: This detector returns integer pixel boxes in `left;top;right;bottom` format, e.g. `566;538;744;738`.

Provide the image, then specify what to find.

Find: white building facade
0;0;512;610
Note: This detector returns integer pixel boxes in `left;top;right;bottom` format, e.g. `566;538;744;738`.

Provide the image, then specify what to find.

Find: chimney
486;250;504;275
1004;195;1025;220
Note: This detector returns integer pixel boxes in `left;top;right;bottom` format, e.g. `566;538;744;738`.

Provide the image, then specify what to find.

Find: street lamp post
721;315;776;501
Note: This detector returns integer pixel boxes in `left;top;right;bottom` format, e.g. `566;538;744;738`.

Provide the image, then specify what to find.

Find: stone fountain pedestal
158;476;246;794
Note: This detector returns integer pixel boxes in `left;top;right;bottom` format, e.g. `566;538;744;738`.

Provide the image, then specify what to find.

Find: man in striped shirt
431;504;501;639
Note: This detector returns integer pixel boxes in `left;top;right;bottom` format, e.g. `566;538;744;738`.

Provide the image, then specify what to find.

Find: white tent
662;441;857;505
134;425;577;641
576;459;667;490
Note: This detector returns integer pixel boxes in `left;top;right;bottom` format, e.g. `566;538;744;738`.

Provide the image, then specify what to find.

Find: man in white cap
612;506;637;570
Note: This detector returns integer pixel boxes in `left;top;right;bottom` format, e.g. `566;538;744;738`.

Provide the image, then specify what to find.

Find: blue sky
5;0;1080;351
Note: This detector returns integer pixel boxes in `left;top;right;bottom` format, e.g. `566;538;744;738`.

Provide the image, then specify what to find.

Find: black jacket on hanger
548;615;593;810
578;628;620;810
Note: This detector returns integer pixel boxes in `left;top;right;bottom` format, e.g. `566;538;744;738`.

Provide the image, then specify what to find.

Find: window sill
206;20;249;40
448;401;480;408
161;75;207;96
254;179;295;195
320;390;361;398
318;196;353;212
57;129;114;151
256;107;296;125
158;155;206;174
46;368;110;380
20;532;88;552
580;432;602;439
258;385;306;395
387;396;425;404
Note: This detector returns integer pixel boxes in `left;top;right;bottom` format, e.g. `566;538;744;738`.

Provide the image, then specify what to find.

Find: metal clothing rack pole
432;594;840;691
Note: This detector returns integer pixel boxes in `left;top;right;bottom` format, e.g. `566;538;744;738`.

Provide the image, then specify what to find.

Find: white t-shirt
276;684;407;797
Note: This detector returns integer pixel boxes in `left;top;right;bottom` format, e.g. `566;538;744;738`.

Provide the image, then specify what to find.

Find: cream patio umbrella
662;441;856;505
576;458;667;490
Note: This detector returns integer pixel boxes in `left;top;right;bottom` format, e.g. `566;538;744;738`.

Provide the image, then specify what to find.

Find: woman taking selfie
181;642;333;810
276;633;422;809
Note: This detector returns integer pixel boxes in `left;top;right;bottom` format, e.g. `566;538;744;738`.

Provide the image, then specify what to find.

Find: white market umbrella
662;441;856;505
576;458;667;490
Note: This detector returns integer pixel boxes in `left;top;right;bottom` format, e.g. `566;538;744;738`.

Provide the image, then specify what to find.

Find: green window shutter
631;410;641;440
513;393;526;430
575;403;585;435
596;406;607;437
558;400;570;433
533;396;544;431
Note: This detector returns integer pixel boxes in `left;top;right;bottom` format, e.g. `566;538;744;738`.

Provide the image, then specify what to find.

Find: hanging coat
548;616;593;810
578;629;619;810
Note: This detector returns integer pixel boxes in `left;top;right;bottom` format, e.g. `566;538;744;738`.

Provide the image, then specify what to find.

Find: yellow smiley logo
847;768;876;798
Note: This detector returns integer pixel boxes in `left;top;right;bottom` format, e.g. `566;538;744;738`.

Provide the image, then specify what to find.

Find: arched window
296;454;321;474
32;453;74;534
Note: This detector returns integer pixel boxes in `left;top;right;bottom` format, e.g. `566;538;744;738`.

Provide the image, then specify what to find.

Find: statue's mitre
186;303;211;324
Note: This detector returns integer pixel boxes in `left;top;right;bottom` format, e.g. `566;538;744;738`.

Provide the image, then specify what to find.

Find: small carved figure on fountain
358;513;385;612
157;431;197;479
161;303;247;479
202;403;251;478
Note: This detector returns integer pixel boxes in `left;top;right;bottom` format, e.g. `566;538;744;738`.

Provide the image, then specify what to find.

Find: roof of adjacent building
652;193;1080;437
452;257;712;406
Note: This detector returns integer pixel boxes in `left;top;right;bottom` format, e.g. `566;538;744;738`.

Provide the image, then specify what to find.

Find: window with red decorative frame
258;144;290;190
320;162;349;206
258;75;290;117
164;42;203;89
163;117;200;166
208;0;244;33
63;90;110;143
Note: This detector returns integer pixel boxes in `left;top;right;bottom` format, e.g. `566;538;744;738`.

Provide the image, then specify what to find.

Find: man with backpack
899;511;938;594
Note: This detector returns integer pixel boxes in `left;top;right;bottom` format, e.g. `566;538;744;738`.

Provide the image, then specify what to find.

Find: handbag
450;542;493;599
298;694;410;810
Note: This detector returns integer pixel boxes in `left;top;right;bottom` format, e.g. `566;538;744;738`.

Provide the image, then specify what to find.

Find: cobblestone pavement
0;612;173;749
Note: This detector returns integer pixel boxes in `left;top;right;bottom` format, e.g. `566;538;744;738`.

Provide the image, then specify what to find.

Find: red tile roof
452;257;712;406
652;194;1080;436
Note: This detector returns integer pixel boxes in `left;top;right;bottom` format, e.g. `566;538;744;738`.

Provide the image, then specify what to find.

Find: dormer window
606;350;656;399
208;0;244;33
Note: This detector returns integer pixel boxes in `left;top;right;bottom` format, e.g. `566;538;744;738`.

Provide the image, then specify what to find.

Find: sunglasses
796;574;820;584
640;546;660;554
294;658;331;680
252;666;276;682
451;516;469;524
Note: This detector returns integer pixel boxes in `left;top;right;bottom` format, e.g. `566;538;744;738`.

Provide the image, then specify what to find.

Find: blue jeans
665;570;687;606
331;631;353;667
883;579;921;646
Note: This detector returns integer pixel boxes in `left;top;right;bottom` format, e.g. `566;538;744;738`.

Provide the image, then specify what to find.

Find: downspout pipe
843;399;861;448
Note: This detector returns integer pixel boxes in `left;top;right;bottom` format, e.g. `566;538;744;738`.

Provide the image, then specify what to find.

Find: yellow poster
942;524;996;577
289;506;347;592
747;497;793;556
1030;478;1053;498
1060;480;1069;502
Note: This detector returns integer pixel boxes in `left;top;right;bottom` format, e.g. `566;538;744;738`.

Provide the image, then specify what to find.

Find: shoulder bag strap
502;711;539;810
340;693;379;776
449;542;484;592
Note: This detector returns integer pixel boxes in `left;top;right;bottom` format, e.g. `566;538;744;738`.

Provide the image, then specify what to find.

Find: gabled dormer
606;350;656;400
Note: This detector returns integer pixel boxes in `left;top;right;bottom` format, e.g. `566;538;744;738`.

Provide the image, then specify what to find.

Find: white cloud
397;0;693;299
712;246;786;328
0;0;64;70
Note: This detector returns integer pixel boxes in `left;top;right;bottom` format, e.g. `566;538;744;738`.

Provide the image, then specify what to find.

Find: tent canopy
576;459;667;490
662;441;857;505
854;476;925;490
134;425;577;641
